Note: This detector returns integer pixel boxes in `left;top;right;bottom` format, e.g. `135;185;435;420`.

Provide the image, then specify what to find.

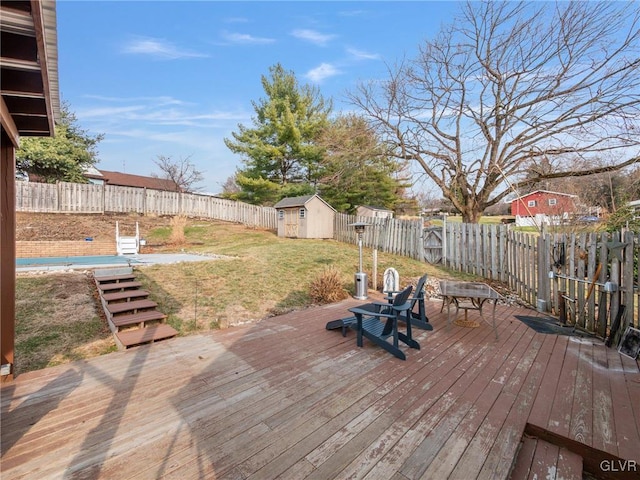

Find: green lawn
137;220;455;330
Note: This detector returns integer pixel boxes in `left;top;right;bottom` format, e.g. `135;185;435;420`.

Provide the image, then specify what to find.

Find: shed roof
274;194;335;211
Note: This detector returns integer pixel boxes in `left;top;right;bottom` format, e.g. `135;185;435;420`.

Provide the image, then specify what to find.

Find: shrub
169;216;187;245
309;267;349;304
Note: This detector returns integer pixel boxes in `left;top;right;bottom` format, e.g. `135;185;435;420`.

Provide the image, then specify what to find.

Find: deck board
569;340;593;446
605;346;640;461
2;297;639;479
477;333;557;479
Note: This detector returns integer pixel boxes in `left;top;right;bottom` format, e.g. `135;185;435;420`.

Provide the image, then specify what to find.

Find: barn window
528;200;537;207
278;210;284;219
548;198;557;206
299;208;306;219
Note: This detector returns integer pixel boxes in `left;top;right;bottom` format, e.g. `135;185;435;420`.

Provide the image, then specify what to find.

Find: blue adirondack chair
348;285;420;360
384;274;433;331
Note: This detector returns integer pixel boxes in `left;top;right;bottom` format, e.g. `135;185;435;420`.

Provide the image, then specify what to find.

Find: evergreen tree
16;102;103;183
317;114;410;213
224;64;331;204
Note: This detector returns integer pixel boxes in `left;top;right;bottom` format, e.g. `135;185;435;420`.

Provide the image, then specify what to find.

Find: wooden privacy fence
538;229;640;343
334;213;424;261
15;181;277;229
441;222;640;343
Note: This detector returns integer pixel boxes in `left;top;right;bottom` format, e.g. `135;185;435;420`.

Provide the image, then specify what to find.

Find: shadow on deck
1;297;639;479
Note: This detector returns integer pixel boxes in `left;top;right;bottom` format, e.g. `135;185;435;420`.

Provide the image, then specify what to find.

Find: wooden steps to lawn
101;289;150;303
97;280;142;293
110;310;167;329
94;267;177;350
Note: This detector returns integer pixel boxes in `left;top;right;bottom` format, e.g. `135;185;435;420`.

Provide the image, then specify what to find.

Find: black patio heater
350;222;370;300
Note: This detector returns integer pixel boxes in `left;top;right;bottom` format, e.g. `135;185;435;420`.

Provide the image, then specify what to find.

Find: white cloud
83;95;187;106
347;47;380;61
121;36;208;60
338;10;367;17
77;105;146;118
291;29;336;46
76;95;250;132
305;63;341;83
220;31;276;45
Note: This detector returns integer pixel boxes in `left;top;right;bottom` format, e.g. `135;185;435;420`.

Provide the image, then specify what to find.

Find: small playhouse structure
356;205;394;219
274;194;335;239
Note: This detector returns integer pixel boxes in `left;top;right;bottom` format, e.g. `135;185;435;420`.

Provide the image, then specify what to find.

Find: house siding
511;191;577;217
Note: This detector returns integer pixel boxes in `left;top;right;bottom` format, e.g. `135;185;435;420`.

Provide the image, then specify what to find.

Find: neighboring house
89;169;182;192
509;190;579;227
83;166;104;185
356;205;394;219
274;194;336;239
1;0;60;381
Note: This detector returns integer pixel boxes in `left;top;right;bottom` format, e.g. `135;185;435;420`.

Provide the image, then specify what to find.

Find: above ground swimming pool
16;253;217;271
16;255;140;267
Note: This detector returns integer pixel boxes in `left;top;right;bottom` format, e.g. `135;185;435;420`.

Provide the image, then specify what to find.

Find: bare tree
221;174;240;196
152;155;204;193
351;1;640;222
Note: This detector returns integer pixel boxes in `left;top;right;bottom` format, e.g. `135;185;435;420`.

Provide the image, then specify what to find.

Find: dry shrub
309;266;348;304
169;216;187;245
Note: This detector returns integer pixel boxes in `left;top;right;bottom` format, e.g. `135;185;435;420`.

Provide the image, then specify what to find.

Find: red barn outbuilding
509;190;578;227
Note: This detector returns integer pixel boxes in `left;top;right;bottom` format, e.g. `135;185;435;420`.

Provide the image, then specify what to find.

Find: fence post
537;231;550;312
558;290;567;323
441;216;447;267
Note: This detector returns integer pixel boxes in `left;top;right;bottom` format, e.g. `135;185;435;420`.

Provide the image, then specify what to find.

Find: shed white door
284;209;299;237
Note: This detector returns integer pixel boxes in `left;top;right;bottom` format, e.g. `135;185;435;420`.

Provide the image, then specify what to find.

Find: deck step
509;434;583;480
95;273;136;285
115;324;177;349
110;310;167;328
94;270;177;351
98;281;142;292
107;299;157;316
102;290;149;303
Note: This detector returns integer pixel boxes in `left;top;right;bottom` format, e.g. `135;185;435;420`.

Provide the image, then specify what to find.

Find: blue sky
57;1;460;194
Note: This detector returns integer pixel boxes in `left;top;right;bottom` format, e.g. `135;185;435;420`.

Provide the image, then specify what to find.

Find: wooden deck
1;297;639;479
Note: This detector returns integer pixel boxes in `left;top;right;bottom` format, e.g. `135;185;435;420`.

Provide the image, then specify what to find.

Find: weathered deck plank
1;297;638;479
605;346;640;461
477;333;558;479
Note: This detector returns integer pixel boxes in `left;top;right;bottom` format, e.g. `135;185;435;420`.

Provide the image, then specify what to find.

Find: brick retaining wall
16;240;116;258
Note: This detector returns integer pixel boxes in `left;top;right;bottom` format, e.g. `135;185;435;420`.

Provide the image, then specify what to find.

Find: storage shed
356;205;394;219
274;194;335;239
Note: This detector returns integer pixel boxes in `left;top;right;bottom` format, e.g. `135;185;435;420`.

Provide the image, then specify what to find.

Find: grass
15;273;117;374
136;222;449;330
15;219;465;375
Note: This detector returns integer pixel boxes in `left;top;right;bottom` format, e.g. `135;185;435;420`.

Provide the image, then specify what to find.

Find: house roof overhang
1;0;60;146
510;190;579;202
